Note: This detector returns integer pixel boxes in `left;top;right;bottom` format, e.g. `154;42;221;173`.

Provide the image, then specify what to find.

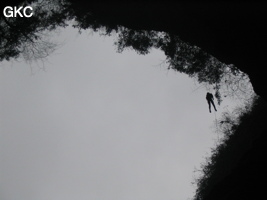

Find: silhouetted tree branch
0;0;70;62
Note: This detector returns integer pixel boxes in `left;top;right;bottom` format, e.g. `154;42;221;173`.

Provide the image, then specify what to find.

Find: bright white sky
0;26;239;200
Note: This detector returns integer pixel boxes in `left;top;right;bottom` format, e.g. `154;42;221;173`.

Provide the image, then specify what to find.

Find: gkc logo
3;6;33;18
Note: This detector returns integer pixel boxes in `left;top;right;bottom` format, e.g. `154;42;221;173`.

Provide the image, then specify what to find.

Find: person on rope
206;92;217;113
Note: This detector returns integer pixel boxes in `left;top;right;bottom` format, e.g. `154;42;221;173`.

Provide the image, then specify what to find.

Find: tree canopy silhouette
0;1;264;101
0;0;70;61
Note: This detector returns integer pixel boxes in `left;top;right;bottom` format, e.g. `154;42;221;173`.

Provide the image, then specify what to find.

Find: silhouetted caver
206;92;217;113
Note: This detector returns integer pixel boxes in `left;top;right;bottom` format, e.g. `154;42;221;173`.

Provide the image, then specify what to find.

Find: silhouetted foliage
0;0;70;62
192;95;267;200
0;0;254;103
113;27;251;104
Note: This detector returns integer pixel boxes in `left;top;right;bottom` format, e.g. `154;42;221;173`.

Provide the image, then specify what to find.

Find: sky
0;26;239;200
